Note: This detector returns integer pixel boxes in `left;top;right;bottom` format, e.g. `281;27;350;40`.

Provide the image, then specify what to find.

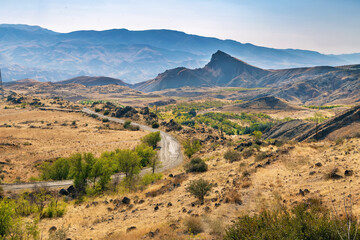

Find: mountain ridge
1;24;360;83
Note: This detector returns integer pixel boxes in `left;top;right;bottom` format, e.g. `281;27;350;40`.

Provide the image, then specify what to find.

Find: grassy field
0;103;148;182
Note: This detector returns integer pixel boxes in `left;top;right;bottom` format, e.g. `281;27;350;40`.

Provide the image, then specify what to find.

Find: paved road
1;108;183;191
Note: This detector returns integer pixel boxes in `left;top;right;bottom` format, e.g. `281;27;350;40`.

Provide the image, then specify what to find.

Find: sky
0;0;359;54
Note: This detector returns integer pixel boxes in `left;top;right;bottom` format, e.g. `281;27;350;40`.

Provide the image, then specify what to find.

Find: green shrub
41;158;71;180
129;125;140;131
185;158;208;173
253;130;262;140
140;173;163;186
102;118;109;122
224;201;359;240
255;151;268;161
184;139;201;158
242;148;254;159
124;120;131;129
224;150;241;163
186;178;212;202
42;199;66;218
152;121;159;128
103;110;110;115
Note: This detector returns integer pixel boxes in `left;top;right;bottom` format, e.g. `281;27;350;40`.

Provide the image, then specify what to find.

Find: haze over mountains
1;24;360;83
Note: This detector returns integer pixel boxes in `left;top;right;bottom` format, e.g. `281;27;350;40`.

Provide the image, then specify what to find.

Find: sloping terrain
295;105;360;141
263;105;360;141
263;120;315;140
223;96;304;111
1;24;360;83
5;81;150;102
58;76;129;87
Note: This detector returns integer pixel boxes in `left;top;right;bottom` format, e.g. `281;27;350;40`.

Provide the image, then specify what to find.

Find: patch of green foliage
186;178;212;202
40;132;160;193
140;173;163;186
305;112;329;123
184;139;202;158
197;112;274;135
224;199;360;240
185;158;208;173
303;105;343;109
220;87;269;92
161;100;233;113
141;131;161;149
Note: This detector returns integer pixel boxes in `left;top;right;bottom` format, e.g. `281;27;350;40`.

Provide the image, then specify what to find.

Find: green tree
115;149;141;179
253;130;262;140
0;199;15;237
71;153;95;193
42;157;71;180
141;131;161;149
135;143;157;167
90;158;112;190
186;178;212;202
184;139;201;158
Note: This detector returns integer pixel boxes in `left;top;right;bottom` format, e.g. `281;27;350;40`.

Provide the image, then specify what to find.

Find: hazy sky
1;0;359;54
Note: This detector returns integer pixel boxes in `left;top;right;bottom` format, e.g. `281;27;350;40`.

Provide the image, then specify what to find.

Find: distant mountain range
135;50;360;105
1;24;359;83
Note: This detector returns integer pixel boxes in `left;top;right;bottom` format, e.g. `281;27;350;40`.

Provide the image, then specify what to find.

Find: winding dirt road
1;108;183;191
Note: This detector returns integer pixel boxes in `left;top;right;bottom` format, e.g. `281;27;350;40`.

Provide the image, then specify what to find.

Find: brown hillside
295;105;360;141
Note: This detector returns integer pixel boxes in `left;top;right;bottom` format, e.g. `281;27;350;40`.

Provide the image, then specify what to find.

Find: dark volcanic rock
122;197;130;204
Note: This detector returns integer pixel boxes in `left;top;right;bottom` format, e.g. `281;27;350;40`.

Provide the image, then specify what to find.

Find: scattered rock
122;197;130;204
59;189;69;196
345;170;354;176
204;206;211;212
127;226;136;232
235;199;243;205
49;226;57;233
309;171;316;175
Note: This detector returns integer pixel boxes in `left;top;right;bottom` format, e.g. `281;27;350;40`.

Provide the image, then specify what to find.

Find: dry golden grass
0;104;148;182
35;137;360;239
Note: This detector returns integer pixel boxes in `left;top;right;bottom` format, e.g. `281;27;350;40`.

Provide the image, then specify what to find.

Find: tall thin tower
0;69;3;100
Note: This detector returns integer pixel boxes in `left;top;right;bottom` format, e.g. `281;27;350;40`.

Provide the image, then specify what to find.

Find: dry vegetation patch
0;104;148;182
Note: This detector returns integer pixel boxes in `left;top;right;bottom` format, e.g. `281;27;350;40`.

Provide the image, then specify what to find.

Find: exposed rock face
114;106;138;118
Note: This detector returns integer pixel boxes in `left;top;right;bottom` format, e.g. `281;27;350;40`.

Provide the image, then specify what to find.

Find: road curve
1;108;183;191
